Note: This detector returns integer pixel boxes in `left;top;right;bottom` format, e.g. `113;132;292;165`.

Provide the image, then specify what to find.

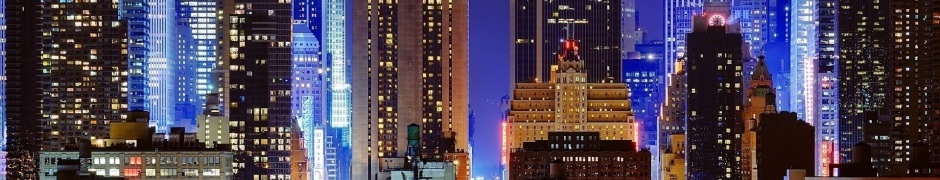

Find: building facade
223;0;293;177
351;0;470;179
4;0;44;177
509;132;651;180
623;53;663;149
506;39;637;156
40;150;232;179
511;0;623;83
836;0;889;166
41;0;129;150
665;0;704;74
742;55;775;180
684;1;744;179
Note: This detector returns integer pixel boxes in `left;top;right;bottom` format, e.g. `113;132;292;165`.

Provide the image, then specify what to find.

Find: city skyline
2;0;940;179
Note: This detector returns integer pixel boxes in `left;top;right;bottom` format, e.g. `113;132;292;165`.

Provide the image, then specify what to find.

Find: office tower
732;0;769;57
766;0;790;113
123;0;150;117
0;0;6;175
511;0;622;83
887;0;940;169
508;132;651;180
756;112;815;180
926;0;940;163
660;59;687;152
290;22;326;179
506;39;638;175
685;1;743;179
741;55;774;180
623;0;637;55
41;0;129;148
178;0;222;115
4;0;44;177
665;0;704;74
223;0;292;177
837;0;889;165
323;0;352;178
788;0;815;123
146;0;178;133
352;0;470;179
810;0;838;176
623;52;662;149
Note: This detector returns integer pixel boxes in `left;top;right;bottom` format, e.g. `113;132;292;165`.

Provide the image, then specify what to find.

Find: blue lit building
0;0;7;175
625;44;666;150
174;15;199;128
665;0;703;74
292;0;350;179
322;0;351;179
291;22;326;179
122;0;151;118
178;0;221;118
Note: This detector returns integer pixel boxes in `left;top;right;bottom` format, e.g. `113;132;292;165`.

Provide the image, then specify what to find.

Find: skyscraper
41;0;129;150
836;0;889;165
665;0;704;74
291;22;325;179
623;52;662;149
741;55;774;180
812;0;838;175
887;0;937;167
925;0;940;163
506;38;638;156
622;0;637;55
511;0;623;83
352;0;470;179
4;0;44;177
684;1;744;179
178;0;222;116
223;0;293;177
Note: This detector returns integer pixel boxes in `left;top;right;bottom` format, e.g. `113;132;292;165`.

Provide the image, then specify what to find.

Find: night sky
468;0;664;177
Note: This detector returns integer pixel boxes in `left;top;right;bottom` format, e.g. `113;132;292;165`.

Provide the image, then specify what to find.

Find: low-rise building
509;132;651;180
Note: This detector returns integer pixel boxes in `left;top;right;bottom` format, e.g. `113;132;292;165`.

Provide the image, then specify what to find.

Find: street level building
509;132;651;180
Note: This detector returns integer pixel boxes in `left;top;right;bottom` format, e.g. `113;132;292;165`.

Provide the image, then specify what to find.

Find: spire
752;51;771;82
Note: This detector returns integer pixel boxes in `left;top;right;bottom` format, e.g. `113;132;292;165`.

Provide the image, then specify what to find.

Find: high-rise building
123;0;150;116
41;0;129;150
887;0;940;169
665;0;704;74
926;0;940;163
684;1;744;179
511;0;623;83
506;38;638;154
4;0;44;177
623;52;662;149
178;0;222;115
623;0;637;55
290;22;326;179
223;0;293;177
732;0;769;57
351;0;470;179
836;0;889;165
741;55;774;180
788;0;815;124
0;0;6;175
321;0;352;178
808;0;840;176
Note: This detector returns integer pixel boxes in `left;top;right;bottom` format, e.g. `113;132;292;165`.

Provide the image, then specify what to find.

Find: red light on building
501;122;508;165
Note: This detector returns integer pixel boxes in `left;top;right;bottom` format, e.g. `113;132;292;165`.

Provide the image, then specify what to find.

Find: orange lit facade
505;39;638;168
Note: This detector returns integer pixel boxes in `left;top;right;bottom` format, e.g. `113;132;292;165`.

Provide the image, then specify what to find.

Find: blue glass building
624;42;666;150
